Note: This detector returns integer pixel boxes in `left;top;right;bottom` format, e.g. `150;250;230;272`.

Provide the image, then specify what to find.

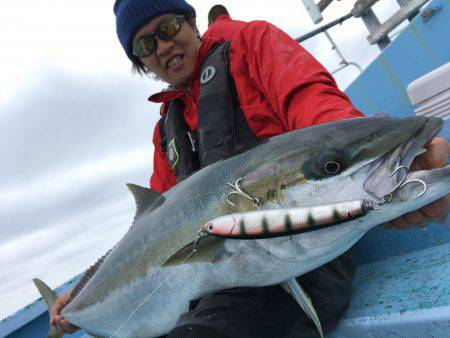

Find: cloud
0;64;161;185
0;64;163;319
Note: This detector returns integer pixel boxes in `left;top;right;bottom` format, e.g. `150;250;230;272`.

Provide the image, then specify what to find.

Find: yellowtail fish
33;117;450;338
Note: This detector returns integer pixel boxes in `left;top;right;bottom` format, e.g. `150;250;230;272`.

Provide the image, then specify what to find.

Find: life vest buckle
187;131;198;153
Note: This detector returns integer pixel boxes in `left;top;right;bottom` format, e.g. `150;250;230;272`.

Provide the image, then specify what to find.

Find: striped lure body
203;200;370;238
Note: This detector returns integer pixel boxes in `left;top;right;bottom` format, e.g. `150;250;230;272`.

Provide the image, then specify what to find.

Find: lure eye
324;161;341;174
207;224;214;231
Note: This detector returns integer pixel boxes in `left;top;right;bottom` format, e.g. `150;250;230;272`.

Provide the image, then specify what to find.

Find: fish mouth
361;117;443;200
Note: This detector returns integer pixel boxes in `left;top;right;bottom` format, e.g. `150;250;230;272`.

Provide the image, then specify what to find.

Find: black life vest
159;42;260;182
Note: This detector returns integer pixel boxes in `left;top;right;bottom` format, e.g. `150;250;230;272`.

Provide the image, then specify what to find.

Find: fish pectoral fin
162;237;231;267
282;278;323;338
33;278;64;338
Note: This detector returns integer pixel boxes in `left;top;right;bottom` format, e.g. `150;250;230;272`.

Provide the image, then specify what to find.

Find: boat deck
333;242;450;337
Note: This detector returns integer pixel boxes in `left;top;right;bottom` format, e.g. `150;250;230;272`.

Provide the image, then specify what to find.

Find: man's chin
175;75;192;88
166;69;193;88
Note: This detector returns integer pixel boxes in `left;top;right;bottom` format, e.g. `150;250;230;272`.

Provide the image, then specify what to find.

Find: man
52;0;449;336
203;4;246;41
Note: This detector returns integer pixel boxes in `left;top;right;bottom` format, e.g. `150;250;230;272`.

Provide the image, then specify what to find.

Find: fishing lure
205;167;427;239
203;200;371;238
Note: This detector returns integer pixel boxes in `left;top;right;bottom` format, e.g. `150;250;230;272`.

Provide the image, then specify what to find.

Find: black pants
167;251;355;338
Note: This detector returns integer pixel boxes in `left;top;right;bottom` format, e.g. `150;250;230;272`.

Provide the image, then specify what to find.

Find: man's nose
155;37;175;57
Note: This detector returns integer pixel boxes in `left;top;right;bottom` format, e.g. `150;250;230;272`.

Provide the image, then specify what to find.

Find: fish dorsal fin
126;183;165;217
162;237;231;267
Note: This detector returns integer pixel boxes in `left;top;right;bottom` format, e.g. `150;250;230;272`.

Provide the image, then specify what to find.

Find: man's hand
50;289;80;334
385;136;450;229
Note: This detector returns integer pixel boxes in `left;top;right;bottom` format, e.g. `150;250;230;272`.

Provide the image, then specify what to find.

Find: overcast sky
0;0;403;320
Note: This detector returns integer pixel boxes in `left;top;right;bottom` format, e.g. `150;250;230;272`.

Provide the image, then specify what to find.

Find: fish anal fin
162;237;230;267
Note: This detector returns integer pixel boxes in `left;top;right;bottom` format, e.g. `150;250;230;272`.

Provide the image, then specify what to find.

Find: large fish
34;117;450;338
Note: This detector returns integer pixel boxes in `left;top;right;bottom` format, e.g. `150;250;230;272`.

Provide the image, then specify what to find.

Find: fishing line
109;248;197;337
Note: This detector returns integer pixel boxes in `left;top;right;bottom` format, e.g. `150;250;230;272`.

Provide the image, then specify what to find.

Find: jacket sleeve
149;121;177;193
229;21;363;132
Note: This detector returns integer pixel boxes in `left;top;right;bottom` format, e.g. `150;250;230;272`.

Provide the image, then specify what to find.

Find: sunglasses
132;15;186;58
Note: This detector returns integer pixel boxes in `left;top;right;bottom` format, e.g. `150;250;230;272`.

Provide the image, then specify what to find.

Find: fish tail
33;278;64;338
47;325;63;338
282;278;323;338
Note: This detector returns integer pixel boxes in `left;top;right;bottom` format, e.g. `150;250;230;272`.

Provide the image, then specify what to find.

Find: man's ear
188;15;197;27
187;15;200;35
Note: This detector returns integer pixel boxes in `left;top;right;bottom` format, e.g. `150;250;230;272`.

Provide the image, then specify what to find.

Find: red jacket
202;14;247;41
149;21;363;193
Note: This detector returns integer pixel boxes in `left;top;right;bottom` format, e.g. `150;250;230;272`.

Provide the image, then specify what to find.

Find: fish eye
300;150;347;179
318;151;346;177
208;224;214;231
324;161;341;174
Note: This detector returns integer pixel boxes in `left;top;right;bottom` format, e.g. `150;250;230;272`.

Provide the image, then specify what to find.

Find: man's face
133;14;200;88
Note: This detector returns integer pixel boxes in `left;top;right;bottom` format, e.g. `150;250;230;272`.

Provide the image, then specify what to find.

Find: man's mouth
166;54;184;69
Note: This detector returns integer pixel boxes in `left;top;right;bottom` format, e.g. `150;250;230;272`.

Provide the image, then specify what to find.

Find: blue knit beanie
114;0;196;59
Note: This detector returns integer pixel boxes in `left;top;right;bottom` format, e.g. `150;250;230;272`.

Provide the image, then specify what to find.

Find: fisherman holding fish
51;0;449;337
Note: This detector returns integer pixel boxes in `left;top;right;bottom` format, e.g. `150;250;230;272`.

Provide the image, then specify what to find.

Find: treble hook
388;165;409;195
391;165;427;199
370;165;428;210
398;178;428;199
227;178;261;208
372;166;408;209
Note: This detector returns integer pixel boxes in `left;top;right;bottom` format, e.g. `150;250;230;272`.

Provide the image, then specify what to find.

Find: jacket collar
215;14;232;23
